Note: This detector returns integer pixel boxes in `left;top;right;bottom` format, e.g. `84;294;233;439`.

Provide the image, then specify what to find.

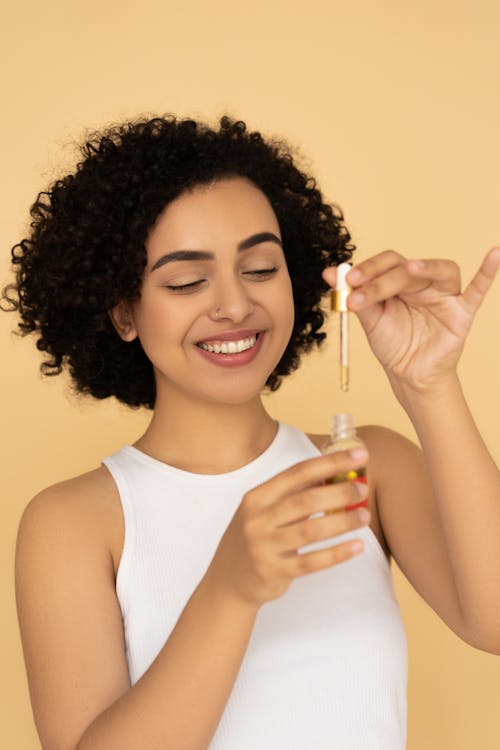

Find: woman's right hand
204;448;370;609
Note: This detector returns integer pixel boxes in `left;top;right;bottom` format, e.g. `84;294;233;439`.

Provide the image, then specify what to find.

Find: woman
4;115;499;750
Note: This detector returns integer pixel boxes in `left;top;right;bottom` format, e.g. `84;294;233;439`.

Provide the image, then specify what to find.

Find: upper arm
359;425;472;644
15;482;131;750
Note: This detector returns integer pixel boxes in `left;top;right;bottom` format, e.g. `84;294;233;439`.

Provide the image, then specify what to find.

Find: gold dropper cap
330;289;349;312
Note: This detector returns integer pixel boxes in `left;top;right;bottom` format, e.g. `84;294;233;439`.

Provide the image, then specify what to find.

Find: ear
108;301;138;342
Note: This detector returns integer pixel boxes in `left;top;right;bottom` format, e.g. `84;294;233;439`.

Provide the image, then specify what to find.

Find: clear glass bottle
321;413;368;512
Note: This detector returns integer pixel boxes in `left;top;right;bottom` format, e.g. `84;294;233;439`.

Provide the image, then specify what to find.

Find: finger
347;261;416;310
462;246;500;316
345;249;407;288
276;506;370;556
405;258;461;294
270;480;368;528
322;251;406;291
321;265;337;288
285;538;365;574
247;449;369;513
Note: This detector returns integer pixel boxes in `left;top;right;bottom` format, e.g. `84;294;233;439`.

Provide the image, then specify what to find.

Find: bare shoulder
19;464;124;580
355;423;412;453
32;463;119;502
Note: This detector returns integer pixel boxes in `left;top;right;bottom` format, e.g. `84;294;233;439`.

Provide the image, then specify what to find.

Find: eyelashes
164;267;279;293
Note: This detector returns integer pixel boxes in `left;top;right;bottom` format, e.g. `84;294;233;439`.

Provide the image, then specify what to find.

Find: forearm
392;374;500;639
77;572;259;750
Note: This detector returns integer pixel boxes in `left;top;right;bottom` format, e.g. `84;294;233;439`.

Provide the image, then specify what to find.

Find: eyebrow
150;231;283;272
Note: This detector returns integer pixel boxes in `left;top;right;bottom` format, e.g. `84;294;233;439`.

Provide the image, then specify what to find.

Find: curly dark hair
1;114;355;409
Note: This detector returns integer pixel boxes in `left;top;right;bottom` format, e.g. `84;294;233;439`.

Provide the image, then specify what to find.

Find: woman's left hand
322;247;500;392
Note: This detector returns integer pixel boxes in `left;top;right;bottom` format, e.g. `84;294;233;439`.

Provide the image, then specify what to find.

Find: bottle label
324;467;368;514
325;466;367;485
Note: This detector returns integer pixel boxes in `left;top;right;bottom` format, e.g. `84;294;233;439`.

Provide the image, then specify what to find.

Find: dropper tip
340;365;349;392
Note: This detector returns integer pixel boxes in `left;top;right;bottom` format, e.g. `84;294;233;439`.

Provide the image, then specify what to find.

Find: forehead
147;177;280;252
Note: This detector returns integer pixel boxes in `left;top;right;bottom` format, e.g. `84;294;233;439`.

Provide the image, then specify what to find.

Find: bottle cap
330;262;352;311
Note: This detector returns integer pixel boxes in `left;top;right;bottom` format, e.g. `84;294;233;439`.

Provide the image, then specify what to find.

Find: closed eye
164;267;278;292
164;280;205;291
246;268;278;277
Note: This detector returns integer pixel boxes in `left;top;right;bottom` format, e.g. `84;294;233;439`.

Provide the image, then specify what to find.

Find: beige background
1;0;499;747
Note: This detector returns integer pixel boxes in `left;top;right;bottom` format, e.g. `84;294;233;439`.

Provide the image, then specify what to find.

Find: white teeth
198;335;258;354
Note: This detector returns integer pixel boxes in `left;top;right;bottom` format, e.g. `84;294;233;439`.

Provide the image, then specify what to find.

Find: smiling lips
197;334;259;354
195;331;265;367
195;327;263;354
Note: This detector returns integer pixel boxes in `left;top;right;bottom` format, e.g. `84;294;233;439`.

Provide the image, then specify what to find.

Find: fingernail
350;540;364;554
356;482;368;498
358;508;370;523
349;448;367;459
348;269;363;283
349;291;365;306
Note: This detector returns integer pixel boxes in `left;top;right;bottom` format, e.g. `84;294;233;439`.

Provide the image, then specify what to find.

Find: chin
193;369;273;404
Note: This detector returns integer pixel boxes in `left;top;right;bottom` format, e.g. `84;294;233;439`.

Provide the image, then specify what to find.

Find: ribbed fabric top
102;420;408;749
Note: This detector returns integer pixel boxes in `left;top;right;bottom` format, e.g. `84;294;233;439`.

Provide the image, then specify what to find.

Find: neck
133;391;278;474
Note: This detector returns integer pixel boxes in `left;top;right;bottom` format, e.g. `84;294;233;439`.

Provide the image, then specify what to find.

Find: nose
209;272;256;322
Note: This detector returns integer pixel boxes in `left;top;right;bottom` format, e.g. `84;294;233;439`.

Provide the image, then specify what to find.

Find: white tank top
102;420;408;749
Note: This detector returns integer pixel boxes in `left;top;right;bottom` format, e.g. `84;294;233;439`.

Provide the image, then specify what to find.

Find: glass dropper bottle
321;413;368;513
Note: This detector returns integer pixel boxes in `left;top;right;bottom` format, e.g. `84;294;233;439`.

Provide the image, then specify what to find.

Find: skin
15;174;500;749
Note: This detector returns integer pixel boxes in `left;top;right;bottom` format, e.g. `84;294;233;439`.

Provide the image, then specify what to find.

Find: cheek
285;306;295;342
271;278;295;340
132;297;186;355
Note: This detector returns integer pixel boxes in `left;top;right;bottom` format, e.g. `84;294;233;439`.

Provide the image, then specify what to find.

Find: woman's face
118;176;295;406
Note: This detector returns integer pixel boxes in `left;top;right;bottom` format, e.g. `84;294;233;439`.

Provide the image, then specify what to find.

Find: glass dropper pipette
330;262;352;392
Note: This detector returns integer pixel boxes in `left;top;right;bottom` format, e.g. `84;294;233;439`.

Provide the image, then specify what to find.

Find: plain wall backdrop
1;1;499;747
